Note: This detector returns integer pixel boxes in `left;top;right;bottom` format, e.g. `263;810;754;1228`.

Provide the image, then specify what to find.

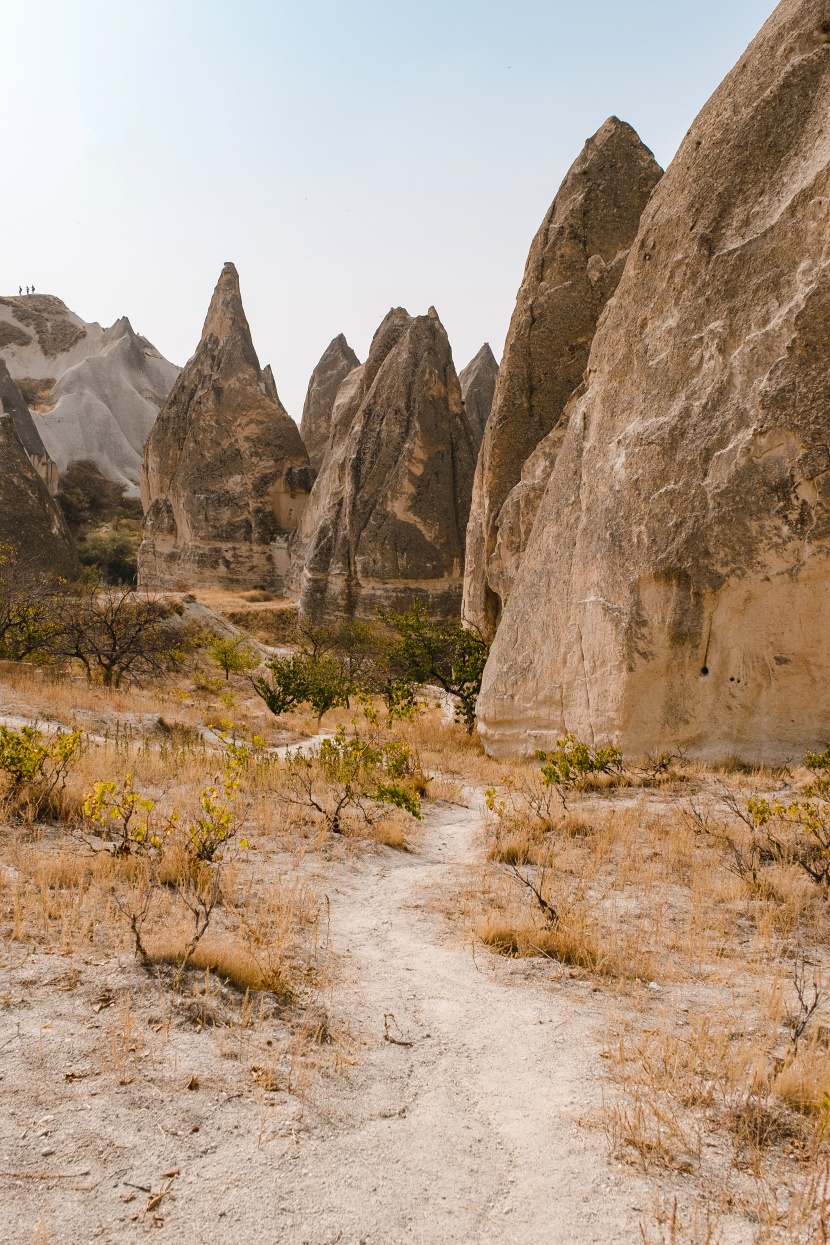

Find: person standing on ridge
31;285;35;293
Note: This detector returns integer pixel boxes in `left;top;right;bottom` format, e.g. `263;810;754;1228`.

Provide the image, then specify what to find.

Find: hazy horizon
3;0;777;421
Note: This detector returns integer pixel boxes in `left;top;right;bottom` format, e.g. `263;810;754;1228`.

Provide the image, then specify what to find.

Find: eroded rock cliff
295;306;476;623
463;118;662;639
138;263;311;592
478;0;830;763
0;409;76;578
0;358;58;494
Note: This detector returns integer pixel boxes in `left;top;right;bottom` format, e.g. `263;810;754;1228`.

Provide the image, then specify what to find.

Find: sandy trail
273;793;653;1244
1;791;658;1244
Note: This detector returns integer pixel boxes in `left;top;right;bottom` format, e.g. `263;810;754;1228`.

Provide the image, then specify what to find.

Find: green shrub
0;724;82;821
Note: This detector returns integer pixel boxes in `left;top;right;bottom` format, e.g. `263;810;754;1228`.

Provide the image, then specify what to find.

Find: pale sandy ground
1;791;751;1244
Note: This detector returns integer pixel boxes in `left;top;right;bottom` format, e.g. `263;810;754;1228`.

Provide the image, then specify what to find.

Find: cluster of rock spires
6;0;828;766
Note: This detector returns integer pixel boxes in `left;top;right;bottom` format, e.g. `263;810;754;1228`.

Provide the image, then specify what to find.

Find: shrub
537;733;623;809
210;635;260;681
0;724;82;822
279;725;423;835
78;527;140;586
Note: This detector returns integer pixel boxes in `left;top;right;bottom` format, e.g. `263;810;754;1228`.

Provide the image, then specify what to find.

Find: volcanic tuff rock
295;306;477;624
478;0;830;764
0;358;58;494
459;343;499;449
138;263;312;593
0;410;76;578
462;118;662;640
300;335;360;473
0;296;179;494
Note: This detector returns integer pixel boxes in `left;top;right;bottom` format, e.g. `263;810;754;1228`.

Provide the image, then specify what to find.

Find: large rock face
0;296;179;495
459;344;499;448
299;335;360;473
295;306;477;623
138;263;312;592
478;0;830;764
463;119;662;639
0;410;76;578
0;358;58;494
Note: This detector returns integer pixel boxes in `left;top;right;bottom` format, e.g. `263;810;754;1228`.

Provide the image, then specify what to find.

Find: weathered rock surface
463;118;662;639
0;358;58;494
0;409;76;578
459;344;499;448
478;0;830;764
295;306;477;623
138;263;312;592
0;295;179;494
300;335;360;473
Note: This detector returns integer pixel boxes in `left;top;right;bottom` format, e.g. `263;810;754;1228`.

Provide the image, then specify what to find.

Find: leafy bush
82;773;176;856
0;724;82;821
78;527;140;586
280;725;423;835
537;733;624;809
210;635;260;681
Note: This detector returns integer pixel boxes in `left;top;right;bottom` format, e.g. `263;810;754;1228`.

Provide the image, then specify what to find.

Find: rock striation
0;295;179;494
478;0;830;763
459;344;499;449
299;335;360;473
463;118;662;640
138;263;312;592
294;306;477;624
0;409;76;578
0;358;58;494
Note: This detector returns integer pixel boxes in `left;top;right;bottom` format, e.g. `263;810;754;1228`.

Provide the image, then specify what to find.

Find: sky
3;0;778;421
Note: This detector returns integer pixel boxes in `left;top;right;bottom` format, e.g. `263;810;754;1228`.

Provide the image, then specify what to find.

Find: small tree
210;635;260;681
0;545;65;662
253;653;311;717
379;600;490;732
52;576;201;688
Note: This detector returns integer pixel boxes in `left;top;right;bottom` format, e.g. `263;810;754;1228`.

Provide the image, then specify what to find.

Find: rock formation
0;409;76;578
478;0;830;764
299;335;360;473
0;295;179;494
295;306;477;624
0;358;58;494
463;118;663;640
459;344;499;448
138;263;312;592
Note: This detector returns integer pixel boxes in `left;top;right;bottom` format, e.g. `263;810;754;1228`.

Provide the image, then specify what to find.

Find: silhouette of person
31;285;35;293
25;286;29;295
18;287;21;295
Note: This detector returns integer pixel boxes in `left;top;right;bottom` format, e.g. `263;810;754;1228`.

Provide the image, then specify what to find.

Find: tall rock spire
478;0;830;763
294;306;477;624
459;344;499;449
138;263;312;592
462;118;662;640
0;407;76;578
300;334;360;474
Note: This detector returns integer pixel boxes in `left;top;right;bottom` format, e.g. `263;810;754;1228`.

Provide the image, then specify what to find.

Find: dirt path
270;793;655;1244
2;792;664;1245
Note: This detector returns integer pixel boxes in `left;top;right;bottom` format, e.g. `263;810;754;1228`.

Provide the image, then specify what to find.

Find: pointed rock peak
320;334;360;370
459;343;500;449
262;364;280;402
364;308;413;389
200;261;252;348
463;343;498;373
427;305;439;321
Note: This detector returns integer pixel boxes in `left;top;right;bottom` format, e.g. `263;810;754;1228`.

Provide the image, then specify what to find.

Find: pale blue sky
3;0;777;419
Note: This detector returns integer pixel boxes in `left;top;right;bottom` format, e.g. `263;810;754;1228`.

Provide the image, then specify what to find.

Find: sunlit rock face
462;117;663;641
0;294;179;495
138;263;312;592
478;0;830;764
294;306;477;624
299;334;360;474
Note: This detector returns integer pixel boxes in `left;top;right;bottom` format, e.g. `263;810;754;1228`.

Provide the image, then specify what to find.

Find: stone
458;343;499;448
0;409;76;578
478;0;830;764
138;262;312;592
299;334;360;473
0;358;58;494
462;118;663;639
0;295;179;494
295;306;477;624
